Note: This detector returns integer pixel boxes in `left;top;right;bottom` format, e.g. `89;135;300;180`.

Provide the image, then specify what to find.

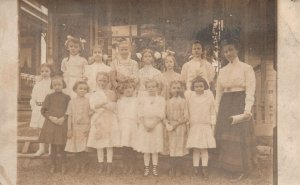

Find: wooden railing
19;73;36;99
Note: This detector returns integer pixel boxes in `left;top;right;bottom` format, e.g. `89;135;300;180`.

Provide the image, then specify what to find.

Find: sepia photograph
0;0;285;184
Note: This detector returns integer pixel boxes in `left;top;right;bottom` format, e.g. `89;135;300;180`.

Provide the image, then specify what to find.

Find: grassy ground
17;156;273;185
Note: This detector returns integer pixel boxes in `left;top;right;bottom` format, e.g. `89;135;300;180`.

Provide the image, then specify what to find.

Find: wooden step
18;136;39;142
18;153;50;158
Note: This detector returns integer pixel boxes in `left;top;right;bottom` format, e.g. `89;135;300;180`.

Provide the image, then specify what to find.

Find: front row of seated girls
38;72;216;180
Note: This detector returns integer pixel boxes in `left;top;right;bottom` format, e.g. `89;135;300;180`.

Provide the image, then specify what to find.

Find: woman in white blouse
215;39;256;181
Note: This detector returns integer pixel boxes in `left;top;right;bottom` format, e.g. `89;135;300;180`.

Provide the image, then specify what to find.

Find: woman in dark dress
215;39;257;181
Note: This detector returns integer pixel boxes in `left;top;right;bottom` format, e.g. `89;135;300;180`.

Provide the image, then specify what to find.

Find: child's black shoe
193;167;198;176
106;163;112;175
122;162;128;174
152;165;158;177
168;167;175;177
61;164;67;174
175;167;183;177
202;166;209;180
230;173;248;182
50;165;56;174
98;163;104;174
143;166;150;177
128;164;135;175
74;163;81;174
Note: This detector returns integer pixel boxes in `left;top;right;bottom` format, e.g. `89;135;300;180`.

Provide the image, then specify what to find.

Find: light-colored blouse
181;58;215;90
138;65;162;96
216;57;256;112
111;58;139;82
84;62;111;92
61;54;88;78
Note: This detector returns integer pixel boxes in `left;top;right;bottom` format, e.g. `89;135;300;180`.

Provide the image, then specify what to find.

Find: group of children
29;36;217;179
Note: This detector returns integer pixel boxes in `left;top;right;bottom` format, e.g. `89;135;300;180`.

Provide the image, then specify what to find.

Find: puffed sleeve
215;70;224;113
244;65;256;112
206;61;216;83
61;58;68;73
41;94;51;119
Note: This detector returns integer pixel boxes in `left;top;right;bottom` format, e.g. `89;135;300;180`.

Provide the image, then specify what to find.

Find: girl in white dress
136;79;165;177
186;76;216;179
87;72;120;175
84;46;111;93
61;35;88;97
29;63;52;156
138;49;162;97
116;79;139;174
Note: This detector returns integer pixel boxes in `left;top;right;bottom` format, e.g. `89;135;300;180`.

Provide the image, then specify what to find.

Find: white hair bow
162;49;175;59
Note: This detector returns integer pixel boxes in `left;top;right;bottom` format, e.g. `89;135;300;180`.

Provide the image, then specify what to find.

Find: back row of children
29;36;216;179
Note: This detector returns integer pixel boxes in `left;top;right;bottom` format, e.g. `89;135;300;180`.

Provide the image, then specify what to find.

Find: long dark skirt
215;91;256;174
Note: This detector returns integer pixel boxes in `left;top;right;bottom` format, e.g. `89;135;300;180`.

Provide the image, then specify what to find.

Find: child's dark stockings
50;144;66;173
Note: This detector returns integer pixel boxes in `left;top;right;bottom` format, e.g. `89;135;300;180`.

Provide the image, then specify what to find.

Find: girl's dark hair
220;38;239;50
50;75;67;89
190;76;209;91
141;48;154;60
192;40;203;47
139;48;155;68
192;40;205;59
65;36;83;61
40;63;53;75
169;80;185;99
117;79;136;95
72;80;89;92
